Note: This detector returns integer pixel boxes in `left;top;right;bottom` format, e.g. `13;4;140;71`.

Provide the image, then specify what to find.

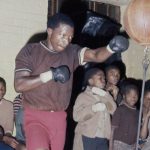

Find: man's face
47;23;74;52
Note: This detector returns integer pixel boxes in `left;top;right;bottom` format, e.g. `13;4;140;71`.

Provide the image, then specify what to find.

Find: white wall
120;5;150;80
0;0;48;100
1;0;150;101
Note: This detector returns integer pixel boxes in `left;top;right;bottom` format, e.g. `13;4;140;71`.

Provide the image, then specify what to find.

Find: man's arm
14;65;70;92
83;35;129;63
84;47;112;63
14;70;43;92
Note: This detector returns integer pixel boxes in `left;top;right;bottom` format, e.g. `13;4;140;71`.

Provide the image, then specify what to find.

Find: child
0;77;19;149
73;68;117;150
139;80;150;150
110;79;139;150
13;94;26;150
105;63;122;105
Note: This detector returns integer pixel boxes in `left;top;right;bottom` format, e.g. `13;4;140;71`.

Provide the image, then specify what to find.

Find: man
14;13;129;150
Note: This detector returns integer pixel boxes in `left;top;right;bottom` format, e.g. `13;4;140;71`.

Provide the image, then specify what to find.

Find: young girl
105;63;122;105
110;79;139;150
73;68;116;150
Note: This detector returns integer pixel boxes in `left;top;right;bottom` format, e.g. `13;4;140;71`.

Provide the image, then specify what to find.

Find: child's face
124;89;138;107
0;82;6;100
106;68;120;85
89;70;106;89
143;91;150;109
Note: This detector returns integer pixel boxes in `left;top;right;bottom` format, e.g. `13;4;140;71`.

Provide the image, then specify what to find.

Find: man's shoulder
23;42;41;50
17;42;42;58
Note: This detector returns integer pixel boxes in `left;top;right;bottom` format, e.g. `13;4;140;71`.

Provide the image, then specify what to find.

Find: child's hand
3;136;19;149
106;85;119;100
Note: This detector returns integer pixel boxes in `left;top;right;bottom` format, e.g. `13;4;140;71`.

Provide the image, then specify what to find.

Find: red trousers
24;107;67;150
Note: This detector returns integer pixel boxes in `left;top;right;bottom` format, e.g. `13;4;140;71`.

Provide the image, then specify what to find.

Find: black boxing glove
50;65;70;83
40;65;70;83
107;35;129;53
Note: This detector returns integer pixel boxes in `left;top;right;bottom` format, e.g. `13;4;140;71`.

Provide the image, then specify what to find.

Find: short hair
84;68;103;86
0;77;6;89
47;13;74;29
105;64;120;74
121;79;139;96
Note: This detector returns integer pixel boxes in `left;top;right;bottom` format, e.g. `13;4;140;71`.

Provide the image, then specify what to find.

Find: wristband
106;45;115;54
40;70;53;83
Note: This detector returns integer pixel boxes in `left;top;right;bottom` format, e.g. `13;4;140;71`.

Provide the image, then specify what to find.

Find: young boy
0;77;19;150
73;68;116;150
13;94;26;150
105;63;121;105
110;79;139;150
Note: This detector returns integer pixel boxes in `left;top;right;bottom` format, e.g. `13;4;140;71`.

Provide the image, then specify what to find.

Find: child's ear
47;28;52;36
88;78;93;86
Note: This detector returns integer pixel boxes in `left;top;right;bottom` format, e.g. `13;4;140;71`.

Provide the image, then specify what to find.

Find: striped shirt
13;94;23;117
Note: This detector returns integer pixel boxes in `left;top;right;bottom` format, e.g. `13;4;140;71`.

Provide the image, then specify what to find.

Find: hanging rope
136;46;150;150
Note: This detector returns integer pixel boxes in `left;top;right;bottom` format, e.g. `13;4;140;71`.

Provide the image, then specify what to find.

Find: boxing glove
40;65;70;83
51;65;70;83
107;35;129;53
92;103;106;112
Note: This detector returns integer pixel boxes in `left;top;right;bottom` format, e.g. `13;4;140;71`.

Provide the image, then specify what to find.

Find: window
48;0;120;23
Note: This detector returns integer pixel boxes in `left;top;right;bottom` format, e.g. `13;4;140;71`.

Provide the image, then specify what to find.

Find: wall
120;5;150;80
0;0;48;100
1;0;150;100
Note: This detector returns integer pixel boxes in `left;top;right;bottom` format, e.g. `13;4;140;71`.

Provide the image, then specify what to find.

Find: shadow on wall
26;32;47;44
